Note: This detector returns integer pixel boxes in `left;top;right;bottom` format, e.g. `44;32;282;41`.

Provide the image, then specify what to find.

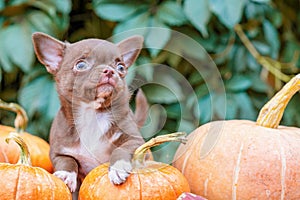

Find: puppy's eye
74;61;89;71
116;63;125;73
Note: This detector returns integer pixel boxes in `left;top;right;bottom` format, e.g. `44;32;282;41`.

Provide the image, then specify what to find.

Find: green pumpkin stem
0;99;28;133
256;74;300;128
132;132;187;166
5;132;31;166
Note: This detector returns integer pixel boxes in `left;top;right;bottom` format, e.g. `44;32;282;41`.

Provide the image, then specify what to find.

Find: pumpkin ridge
152;171;164;200
180;148;192;177
91;170;107;198
14;166;21;200
0;147;9;162
279;137;286;200
182;131;205;175
158;166;181;198
136;170;143;200
232;142;244;200
44;168;55;199
81;166;108;199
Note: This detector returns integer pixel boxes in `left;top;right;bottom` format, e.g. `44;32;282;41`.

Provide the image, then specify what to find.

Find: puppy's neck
73;101;113;152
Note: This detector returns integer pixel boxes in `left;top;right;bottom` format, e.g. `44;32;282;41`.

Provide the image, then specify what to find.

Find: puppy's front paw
108;160;132;185
54;170;77;192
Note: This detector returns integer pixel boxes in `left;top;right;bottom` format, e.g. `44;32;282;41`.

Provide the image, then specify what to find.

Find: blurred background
0;0;299;162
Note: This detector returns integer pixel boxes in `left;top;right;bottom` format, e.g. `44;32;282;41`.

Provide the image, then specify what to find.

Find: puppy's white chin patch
94;98;105;109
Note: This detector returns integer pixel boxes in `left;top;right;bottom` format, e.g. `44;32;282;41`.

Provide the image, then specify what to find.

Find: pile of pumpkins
0;73;299;200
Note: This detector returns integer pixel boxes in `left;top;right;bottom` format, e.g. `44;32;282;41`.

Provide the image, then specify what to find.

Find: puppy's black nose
103;68;114;78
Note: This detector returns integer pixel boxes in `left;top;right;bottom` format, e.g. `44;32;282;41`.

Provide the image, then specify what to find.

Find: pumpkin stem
0;99;28;133
5;132;31;166
256;74;300;128
132;132;187;166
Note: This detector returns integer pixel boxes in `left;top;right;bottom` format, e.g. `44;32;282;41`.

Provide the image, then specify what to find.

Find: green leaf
209;0;246;28
245;1;272;20
189;71;204;85
233;46;247;72
145;17;171;57
194;84;209;98
1;25;34;72
143;84;179;104
252;41;270;55
18;76;60;120
140;104;167;139
247;53;260;71
49;0;71;14
184;0;211;37
26;10;55;35
226;75;252;92
0;30;14;72
113;12;149;35
157;1;187;26
198;94;212;124
93;2;142;21
137;56;154;82
142;71;184;104
29;1;56;18
166;53;182;67
0;0;4;10
125;65;136;85
165;103;181;119
225;93;238;119
165;31;207;60
281;40;300;64
212;92;226;119
250;75;269;93
178;119;196;133
46;83;60;119
282;95;300;126
234;92;256;120
263;19;280;58
7;0;27;6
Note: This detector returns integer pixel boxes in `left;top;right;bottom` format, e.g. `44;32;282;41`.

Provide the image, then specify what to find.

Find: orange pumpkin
173;74;300;199
0;99;53;172
79;132;190;200
0;133;71;200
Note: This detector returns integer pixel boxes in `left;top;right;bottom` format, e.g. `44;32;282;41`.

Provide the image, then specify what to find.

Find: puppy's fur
32;33;147;192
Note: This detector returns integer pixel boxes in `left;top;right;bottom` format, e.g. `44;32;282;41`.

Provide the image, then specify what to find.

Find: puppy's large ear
32;32;65;74
117;35;143;67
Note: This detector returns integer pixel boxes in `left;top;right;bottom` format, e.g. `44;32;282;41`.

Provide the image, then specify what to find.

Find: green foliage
0;0;300;163
0;0;70;139
184;0;210;37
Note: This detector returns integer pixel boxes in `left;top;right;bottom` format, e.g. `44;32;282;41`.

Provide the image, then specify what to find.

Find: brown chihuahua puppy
32;33;147;192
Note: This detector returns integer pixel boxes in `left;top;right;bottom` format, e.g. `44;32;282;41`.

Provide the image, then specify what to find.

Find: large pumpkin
0;99;53;172
0;133;71;200
173;74;300;199
79;132;190;200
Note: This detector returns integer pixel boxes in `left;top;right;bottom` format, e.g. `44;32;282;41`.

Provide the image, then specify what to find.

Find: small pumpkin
0;99;53;172
173;74;300;199
0;133;71;200
79;132;190;200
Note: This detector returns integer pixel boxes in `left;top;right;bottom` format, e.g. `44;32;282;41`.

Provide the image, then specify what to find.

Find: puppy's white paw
54;170;77;192
108;160;132;185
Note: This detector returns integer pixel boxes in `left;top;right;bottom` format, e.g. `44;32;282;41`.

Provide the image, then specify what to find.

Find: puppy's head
32;33;143;109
